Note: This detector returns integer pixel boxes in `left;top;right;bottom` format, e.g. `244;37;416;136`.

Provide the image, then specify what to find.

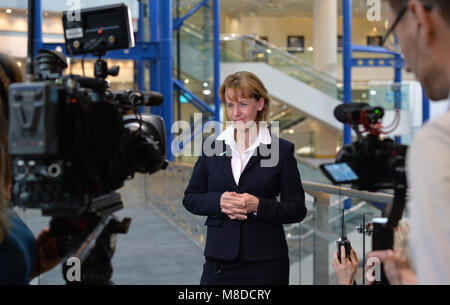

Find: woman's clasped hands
219;192;259;220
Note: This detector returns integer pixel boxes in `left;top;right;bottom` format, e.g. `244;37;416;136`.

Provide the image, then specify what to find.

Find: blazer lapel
215;140;238;189
240;144;271;177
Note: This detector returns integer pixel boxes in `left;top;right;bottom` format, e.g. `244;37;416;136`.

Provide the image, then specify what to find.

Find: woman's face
224;88;264;129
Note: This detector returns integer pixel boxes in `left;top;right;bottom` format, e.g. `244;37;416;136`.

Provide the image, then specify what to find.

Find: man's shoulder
408;111;450;173
412;111;450;147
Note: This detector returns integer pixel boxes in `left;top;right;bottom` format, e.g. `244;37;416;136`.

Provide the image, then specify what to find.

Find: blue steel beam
394;52;402;143
172;119;220;156
343;0;352;146
137;1;146;113
173;0;209;30
351;57;404;68
160;0;174;161
173;79;215;115
351;45;400;56
422;86;430;123
41;42;160;60
343;0;353;210
150;0;162;116
34;0;43;54
213;0;221;122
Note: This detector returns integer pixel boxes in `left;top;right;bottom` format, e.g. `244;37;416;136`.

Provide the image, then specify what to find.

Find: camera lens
48;164;62;178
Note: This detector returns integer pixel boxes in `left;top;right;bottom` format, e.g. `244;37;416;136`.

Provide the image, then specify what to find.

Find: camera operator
0;53;61;284
368;0;450;284
333;221;413;285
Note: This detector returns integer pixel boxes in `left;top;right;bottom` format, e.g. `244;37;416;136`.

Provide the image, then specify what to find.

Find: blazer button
213;263;223;274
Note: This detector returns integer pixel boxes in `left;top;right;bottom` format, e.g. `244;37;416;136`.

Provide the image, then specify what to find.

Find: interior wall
221;14;386;49
220;12;417;81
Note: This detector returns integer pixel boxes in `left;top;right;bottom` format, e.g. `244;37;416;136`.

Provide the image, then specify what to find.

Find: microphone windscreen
334;102;368;123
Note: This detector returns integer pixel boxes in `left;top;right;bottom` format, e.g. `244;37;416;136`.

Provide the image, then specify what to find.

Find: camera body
336;135;407;191
8;4;168;217
322;102;408;192
62;3;135;56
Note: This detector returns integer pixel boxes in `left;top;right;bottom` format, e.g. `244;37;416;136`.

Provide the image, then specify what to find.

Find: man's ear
257;97;265;111
409;0;434;46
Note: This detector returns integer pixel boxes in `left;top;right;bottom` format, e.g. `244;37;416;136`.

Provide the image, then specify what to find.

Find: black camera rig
321;102;409;285
8;3;168;284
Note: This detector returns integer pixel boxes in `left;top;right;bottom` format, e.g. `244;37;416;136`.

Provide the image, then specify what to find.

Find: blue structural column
422;86;430;123
342;0;352;145
342;0;352;210
34;0;43;54
394;50;402;143
137;1;146;113
150;0;162;116
160;0;174;161
213;0;221;122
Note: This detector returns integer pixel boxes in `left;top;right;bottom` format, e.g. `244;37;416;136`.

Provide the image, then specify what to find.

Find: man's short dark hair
386;0;450;26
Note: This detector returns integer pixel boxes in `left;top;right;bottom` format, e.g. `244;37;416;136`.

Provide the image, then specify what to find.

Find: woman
183;71;307;285
0;53;61;284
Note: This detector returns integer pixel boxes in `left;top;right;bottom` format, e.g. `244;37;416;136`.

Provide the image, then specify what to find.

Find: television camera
7;3;168;284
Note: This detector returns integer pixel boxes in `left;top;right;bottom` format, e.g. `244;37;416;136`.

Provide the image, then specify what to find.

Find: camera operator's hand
220;192;248;220
34;228;62;277
332;246;358;285
367;248;417;285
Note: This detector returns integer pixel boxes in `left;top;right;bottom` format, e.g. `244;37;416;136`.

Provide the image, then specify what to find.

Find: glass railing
142;163;393;285
349;82;410;110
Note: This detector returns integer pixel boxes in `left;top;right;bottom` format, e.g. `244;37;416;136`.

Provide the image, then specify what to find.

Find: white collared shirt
216;124;271;186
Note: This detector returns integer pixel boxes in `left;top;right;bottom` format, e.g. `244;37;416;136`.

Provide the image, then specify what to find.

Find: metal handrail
180;22;339;85
221;33;340;84
303;181;395;205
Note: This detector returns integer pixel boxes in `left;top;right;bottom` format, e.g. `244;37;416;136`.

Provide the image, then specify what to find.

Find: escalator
176;22;414;181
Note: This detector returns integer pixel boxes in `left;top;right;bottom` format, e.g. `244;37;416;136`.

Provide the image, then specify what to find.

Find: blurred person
183;71;307;285
332;246;359;285
367;0;450;285
333;221;411;285
0;53;61;284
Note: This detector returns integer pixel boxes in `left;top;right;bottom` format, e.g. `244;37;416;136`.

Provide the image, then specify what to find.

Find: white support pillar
313;0;338;77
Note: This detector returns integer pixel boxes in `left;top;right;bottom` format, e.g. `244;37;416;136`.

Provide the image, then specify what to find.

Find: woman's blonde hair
0;53;23;243
219;71;270;122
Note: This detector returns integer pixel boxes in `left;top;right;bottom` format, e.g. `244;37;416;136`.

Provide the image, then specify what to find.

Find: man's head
384;0;450;100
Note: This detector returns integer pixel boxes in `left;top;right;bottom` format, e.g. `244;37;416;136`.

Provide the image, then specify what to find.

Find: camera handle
60;215;131;284
50;193;132;284
94;57;120;80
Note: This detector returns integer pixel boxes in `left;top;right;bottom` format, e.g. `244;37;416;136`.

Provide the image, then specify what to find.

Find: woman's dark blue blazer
183;136;307;262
